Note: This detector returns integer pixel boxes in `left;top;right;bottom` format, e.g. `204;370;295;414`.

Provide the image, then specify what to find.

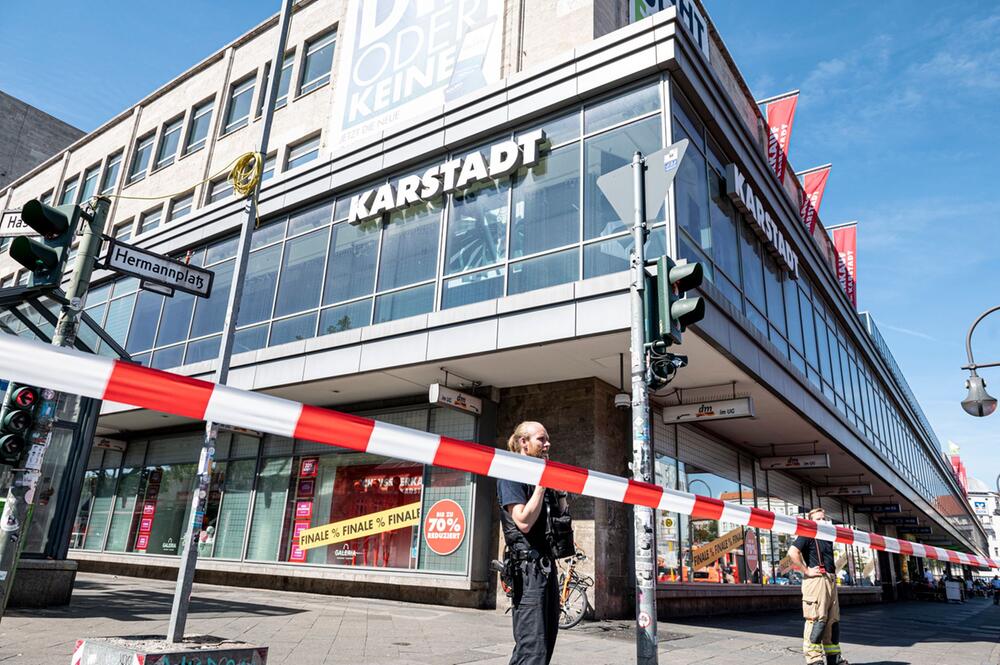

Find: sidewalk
2;573;998;664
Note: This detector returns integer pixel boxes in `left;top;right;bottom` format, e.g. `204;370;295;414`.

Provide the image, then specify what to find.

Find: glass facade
71;406;476;575
668;84;957;515
654;425;881;588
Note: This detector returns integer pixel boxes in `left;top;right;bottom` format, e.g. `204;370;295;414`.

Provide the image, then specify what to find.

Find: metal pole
629;151;658;664
0;196;110;619
963;304;1000;372
166;0;294;642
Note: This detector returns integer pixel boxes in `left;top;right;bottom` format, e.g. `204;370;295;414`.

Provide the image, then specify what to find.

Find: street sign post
596;140;689;665
0;210;40;238
103;239;213;298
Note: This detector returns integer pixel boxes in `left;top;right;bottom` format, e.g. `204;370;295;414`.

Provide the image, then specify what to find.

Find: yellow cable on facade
106;151;264;203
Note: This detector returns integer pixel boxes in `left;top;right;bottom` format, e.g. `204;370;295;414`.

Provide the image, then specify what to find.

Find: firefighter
788;507;848;665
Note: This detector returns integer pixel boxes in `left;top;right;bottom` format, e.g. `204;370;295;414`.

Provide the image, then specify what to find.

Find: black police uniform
498;479;561;665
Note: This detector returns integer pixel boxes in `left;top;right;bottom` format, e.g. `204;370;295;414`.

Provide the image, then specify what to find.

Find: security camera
614;393;631;410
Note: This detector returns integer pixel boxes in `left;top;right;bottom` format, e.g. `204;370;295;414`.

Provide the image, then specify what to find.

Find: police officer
498;421;569;665
788;507;848;665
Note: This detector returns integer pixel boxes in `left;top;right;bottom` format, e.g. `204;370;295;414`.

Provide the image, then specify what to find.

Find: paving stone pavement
1;573;998;664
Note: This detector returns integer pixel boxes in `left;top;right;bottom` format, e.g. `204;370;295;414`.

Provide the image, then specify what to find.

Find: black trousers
510;558;560;665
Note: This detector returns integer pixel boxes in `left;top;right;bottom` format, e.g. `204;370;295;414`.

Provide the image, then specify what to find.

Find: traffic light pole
0;196;110;619
628;151;658;664
166;0;294;643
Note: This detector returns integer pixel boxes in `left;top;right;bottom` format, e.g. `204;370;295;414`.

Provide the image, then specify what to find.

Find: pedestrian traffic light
656;256;705;346
0;384;39;466
9;199;82;288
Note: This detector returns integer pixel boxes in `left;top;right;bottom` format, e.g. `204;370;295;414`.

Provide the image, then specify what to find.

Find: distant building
966;476;1000;567
0;91;84;191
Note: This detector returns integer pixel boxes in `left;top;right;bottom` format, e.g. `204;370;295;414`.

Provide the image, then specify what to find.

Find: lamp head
962;373;997;417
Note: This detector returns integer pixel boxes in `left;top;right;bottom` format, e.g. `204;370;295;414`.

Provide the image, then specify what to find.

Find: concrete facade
0;91;83;192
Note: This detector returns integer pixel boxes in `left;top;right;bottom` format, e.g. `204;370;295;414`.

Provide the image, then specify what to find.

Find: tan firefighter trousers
801;574;841;664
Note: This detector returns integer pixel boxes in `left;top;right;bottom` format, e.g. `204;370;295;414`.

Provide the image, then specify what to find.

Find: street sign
853;503;901;513
0;210;40;238
759;453;830;470
662;397;754;424
817;484;873;497
597;139;689;224
103;239;214;298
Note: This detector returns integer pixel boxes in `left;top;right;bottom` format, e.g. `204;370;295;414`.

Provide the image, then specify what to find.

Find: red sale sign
765;93;798;183
830;223;858;307
799;165;831;234
423;499;466;556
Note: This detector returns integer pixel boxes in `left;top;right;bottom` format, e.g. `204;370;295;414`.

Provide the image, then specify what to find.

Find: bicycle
491;547;594;629
557;548;593;629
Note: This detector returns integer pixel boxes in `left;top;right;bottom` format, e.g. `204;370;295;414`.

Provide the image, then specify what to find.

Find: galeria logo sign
348;129;547;224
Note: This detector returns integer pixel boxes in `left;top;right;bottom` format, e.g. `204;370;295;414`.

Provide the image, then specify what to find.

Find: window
138;207;162;235
258;53;294;115
40;191;53;205
299;30;336;94
128;133;155;184
224;75;255;133
261;154;276;181
16;271;28;286
510;143;580;258
207;176;233;203
184;100;214;154
155;117;184;169
100;152;123;194
286;135;320;170
168;193;194;222
113;221;133;242
59;175;79;205
80;164;101;202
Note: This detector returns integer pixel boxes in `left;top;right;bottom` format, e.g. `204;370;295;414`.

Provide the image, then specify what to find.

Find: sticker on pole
423;499;466;556
638;611;652;628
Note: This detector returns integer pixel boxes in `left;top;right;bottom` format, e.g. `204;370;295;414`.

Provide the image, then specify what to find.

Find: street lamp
961;305;1000;417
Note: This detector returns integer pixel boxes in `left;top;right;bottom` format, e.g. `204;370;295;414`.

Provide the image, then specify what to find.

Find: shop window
783;275;803;352
206;453;258;559
234;324;269;354
446;166;510;275
584;115;662;240
246;455;293;561
584;82;660;134
671;86;705;151
156;290;196;349
103;446;147;552
673;132;712;257
185;335;221;364
126;290;165;353
151;344;185;370
269;312;317;346
104;293;137;347
274;227;329;317
190;259;235;338
582;229;667;280
252;219;286;249
288;199;333;236
683;466;756;584
518;112;580;148
739;221;766;325
654;453;684;583
763;255;785;335
377;198;441;291
441;267;505;310
510;144;580;258
760;489;804;586
799;289;818;370
323;220;378;306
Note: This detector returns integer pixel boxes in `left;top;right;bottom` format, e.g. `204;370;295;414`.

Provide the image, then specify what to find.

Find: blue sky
1;2;997;488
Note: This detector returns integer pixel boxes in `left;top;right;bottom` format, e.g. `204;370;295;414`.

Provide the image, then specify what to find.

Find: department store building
0;0;988;617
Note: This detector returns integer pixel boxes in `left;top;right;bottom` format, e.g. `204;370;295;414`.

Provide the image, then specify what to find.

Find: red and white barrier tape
4;334;995;569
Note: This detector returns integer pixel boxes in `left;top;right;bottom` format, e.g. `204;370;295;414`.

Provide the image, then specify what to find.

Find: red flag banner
798;165;832;234
765;93;799;183
830;222;858;307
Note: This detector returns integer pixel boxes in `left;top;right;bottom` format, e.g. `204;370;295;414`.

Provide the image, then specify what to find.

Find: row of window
668;84;961;518
71;406;474;576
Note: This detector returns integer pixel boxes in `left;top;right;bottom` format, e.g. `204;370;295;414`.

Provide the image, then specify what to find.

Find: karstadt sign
330;0;504;146
349;130;547;224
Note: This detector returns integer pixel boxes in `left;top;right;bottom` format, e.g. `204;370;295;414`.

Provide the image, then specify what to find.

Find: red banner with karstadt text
799;165;831;234
830;223;857;307
765;94;799;183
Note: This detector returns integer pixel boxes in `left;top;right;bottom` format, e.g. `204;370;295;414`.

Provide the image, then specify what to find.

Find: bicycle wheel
559;582;589;629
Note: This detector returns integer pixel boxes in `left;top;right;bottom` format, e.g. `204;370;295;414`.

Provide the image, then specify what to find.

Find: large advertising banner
798;164;831;233
764;93;798;183
829;222;857;307
329;0;504;148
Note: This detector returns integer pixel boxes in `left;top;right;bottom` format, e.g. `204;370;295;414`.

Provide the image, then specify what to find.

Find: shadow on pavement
668;598;998;649
7;578;306;622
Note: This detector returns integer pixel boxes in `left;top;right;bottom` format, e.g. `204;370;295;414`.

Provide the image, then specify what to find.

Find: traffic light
9;199;82;287
0;384;39;466
656;256;705;345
